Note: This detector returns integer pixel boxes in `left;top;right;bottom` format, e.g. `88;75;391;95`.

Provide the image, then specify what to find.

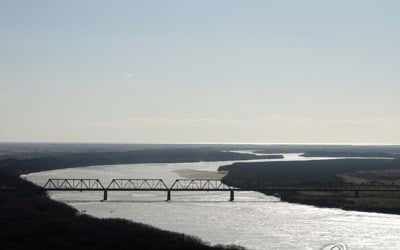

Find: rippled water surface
25;154;400;250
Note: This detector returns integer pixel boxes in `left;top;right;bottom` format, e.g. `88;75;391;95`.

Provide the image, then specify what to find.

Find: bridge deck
3;178;399;201
41;178;400;192
42;187;400;192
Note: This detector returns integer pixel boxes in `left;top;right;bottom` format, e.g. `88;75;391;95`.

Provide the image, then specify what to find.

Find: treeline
301;151;396;158
219;159;400;187
0;148;277;175
219;159;400;214
0;170;245;250
253;145;400;155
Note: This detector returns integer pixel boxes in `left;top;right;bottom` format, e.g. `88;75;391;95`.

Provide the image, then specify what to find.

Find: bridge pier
167;190;171;201
103;190;108;201
42;190;49;198
230;190;234;201
354;190;359;198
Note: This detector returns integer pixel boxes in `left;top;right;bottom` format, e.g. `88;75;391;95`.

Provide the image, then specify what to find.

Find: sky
0;0;399;144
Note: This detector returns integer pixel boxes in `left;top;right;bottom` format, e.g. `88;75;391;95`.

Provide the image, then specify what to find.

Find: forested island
220;159;400;214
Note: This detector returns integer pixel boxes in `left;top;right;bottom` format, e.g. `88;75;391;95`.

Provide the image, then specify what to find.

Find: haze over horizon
1;1;399;144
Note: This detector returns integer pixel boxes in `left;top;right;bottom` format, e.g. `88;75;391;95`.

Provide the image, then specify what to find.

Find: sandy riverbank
173;169;227;179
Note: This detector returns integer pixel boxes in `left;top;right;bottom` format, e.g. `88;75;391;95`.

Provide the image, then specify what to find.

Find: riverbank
0;170;246;250
0;149;256;250
173;169;227;179
0;148;279;175
4;147;400;249
219;159;400;215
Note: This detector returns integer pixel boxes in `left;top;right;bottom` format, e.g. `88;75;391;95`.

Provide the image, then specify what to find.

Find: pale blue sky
1;0;399;143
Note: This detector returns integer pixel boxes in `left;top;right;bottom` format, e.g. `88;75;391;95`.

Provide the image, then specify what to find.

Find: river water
24;154;400;250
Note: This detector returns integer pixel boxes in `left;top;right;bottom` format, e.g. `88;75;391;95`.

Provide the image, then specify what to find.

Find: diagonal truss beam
43;179;105;190
170;179;234;190
106;179;169;190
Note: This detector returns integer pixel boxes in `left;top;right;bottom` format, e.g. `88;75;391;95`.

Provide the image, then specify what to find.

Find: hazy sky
1;0;399;144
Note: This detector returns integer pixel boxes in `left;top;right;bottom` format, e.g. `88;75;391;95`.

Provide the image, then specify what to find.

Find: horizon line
1;141;400;146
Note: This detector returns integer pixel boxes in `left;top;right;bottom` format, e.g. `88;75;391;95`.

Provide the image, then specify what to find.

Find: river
24;153;400;250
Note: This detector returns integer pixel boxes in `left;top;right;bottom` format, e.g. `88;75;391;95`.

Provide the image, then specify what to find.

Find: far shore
220;158;400;215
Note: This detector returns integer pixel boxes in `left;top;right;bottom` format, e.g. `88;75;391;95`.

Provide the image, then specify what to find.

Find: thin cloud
123;72;134;78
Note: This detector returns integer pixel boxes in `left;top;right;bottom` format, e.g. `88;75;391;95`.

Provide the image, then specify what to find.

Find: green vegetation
220;159;400;214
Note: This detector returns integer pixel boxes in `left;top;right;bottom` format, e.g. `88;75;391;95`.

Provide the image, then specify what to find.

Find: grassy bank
219;159;400;214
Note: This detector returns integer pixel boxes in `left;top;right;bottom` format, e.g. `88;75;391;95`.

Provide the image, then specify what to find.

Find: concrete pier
167;190;171;201
230;190;234;201
41;189;48;197
103;190;108;201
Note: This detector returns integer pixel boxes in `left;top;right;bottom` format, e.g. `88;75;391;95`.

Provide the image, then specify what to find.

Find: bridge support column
167;190;171;201
103;190;108;201
41;189;48;197
230;190;234;201
354;190;359;198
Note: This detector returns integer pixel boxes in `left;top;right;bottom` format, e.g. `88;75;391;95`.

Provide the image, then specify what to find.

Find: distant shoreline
220;158;400;215
0;148;278;175
173;169;227;179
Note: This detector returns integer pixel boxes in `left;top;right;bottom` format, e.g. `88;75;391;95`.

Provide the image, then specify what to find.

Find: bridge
42;178;400;201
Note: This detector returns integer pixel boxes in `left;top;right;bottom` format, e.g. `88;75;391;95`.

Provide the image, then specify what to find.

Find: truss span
107;179;168;190
170;179;235;191
44;179;105;190
40;178;400;201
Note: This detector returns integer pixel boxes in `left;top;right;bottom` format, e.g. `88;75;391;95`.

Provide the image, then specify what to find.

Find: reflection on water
25;154;400;250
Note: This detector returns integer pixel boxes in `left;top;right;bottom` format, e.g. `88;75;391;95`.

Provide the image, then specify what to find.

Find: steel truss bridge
42;178;400;201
